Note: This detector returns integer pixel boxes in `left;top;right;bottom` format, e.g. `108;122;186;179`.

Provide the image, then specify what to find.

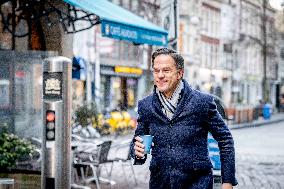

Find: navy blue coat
131;80;238;189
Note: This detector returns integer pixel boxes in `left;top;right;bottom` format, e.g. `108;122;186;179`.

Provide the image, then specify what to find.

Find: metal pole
262;0;268;102
10;1;16;133
174;0;179;51
11;1;16;50
41;56;72;189
86;60;92;103
95;31;101;109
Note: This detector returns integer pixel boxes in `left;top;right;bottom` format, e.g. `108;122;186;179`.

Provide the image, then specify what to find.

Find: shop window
281;48;284;60
0;80;10;107
127;78;138;108
112;77;122;110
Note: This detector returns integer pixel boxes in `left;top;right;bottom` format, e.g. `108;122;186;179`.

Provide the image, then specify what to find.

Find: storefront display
100;65;141;111
0;80;9;107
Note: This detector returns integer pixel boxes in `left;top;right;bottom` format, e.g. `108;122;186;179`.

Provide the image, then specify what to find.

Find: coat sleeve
130;100;149;165
206;97;238;186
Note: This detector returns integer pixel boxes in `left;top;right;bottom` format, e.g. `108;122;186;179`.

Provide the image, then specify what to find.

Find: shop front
100;65;143;111
64;0;168;110
0;51;55;136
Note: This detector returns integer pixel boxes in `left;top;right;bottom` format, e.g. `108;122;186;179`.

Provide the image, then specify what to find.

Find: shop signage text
114;66;143;75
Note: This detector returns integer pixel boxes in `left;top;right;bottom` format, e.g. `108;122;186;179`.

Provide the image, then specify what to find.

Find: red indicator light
46;112;55;122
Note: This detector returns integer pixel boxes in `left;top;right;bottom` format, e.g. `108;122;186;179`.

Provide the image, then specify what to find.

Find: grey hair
151;48;184;70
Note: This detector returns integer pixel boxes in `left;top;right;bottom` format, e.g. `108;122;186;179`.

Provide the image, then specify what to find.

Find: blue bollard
208;133;221;170
262;104;271;120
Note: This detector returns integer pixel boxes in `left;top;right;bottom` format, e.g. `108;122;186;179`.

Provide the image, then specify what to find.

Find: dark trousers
149;169;213;189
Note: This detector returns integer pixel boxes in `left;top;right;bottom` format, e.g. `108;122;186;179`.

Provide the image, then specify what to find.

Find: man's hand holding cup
134;135;154;159
134;136;145;158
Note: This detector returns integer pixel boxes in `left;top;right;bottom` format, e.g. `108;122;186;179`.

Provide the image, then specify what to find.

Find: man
130;48;238;189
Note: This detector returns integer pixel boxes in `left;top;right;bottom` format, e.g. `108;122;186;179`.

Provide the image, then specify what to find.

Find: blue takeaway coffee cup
141;135;153;154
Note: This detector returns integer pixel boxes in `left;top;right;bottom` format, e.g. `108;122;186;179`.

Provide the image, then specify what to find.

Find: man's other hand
222;183;233;189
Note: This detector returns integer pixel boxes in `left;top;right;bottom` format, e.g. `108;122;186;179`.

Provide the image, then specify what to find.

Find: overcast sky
269;0;283;10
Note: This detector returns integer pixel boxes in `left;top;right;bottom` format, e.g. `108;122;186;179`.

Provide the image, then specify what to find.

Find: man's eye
164;69;171;73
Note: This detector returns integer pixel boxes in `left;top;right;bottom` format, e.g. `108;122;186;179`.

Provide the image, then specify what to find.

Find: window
202;42;206;67
206;44;211;67
215;45;219;68
131;0;138;13
121;0;130;9
281;48;284;60
111;0;120;5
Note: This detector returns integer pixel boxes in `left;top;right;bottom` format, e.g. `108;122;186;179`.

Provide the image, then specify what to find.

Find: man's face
153;54;184;98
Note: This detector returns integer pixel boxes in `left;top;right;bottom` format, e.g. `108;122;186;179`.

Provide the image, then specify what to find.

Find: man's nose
157;70;165;78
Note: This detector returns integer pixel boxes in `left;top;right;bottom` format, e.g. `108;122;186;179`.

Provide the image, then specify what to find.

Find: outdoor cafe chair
73;140;113;189
106;139;137;189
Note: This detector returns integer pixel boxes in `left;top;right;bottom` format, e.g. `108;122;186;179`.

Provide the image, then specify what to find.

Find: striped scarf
156;80;184;120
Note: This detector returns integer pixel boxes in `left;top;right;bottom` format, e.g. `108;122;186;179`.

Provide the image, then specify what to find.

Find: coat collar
151;79;194;123
171;80;194;120
152;89;168;123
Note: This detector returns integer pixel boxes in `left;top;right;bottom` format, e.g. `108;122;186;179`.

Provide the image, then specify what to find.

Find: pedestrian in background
131;48;238;189
257;99;264;117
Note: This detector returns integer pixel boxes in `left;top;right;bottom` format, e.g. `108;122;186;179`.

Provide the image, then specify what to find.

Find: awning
64;0;168;46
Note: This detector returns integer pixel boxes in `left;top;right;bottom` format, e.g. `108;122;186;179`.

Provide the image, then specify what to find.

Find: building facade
275;7;284;111
179;0;234;106
178;0;279;108
73;0;164;112
236;0;278;106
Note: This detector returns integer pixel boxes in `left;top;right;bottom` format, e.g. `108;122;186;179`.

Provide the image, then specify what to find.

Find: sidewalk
98;113;284;189
229;112;284;130
6;114;284;189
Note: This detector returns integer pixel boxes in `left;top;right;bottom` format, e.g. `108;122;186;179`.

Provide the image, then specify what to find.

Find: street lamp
190;16;200;26
282;2;284;24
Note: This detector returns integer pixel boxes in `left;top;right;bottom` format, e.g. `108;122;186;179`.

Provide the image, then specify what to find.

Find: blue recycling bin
262;104;271;120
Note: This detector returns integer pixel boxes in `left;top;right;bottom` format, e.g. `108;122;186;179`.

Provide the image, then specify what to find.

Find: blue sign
64;0;168;46
101;21;167;46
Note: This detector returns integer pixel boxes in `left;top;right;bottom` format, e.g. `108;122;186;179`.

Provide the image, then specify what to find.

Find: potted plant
73;102;109;137
74;102;99;127
0;124;42;189
0;126;35;170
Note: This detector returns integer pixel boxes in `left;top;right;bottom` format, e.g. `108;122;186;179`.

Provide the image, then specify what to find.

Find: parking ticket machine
41;57;72;189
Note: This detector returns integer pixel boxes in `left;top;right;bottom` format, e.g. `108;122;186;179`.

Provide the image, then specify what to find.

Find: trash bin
0;178;14;189
262;104;271;120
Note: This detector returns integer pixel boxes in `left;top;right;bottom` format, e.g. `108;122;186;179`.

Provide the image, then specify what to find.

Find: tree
0;0;98;50
238;0;279;103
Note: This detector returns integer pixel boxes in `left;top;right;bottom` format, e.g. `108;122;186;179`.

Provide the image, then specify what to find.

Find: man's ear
177;69;184;79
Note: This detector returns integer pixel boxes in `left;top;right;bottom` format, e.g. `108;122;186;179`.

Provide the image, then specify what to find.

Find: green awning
64;0;168;46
